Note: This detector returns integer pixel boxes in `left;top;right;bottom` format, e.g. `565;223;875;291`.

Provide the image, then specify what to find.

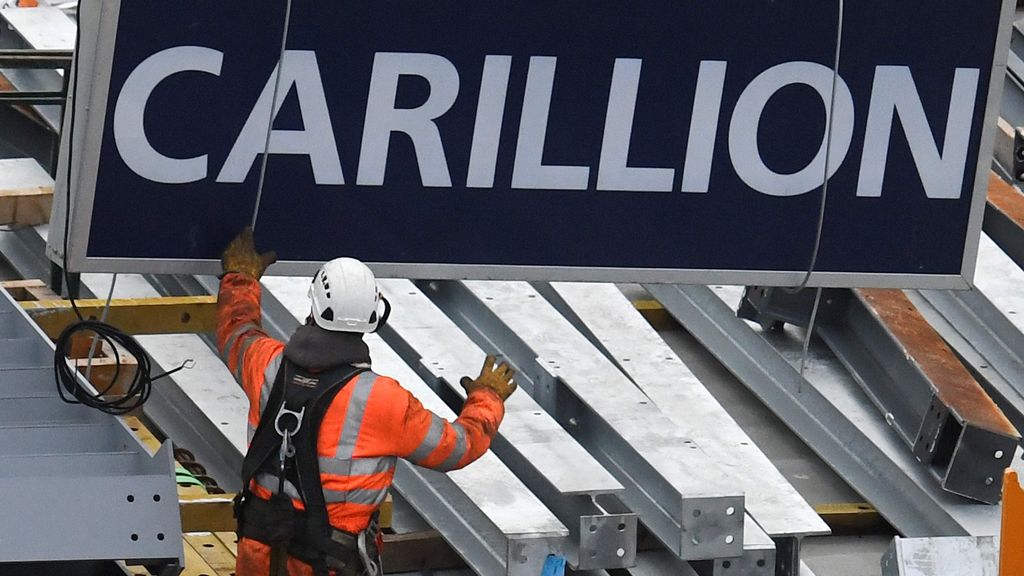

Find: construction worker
217;228;516;576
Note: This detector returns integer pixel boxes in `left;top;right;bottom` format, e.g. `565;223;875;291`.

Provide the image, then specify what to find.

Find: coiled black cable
51;3;188;415
53;320;189;416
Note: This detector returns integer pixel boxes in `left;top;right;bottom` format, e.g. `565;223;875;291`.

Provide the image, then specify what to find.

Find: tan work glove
221;227;277;280
460;355;517;401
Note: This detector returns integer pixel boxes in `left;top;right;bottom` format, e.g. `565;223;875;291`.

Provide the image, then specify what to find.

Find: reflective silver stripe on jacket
319;456;396;478
332;372;378;460
258;353;283;414
253;472;302;500
436;423;468;472
407;414;446;465
323;486;390;506
220;322;259;361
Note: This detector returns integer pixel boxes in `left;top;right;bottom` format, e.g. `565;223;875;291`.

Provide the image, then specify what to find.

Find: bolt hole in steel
153;494;161;502
693;509;702;518
126;494;134;503
980;364;989;369
725;506;735;516
589;524;598;533
130;534;138;541
157;533;165;541
622;358;631;362
996;450;1005;459
757;559;766;567
616;548;625;558
617;523;626;532
221;421;229;426
180;312;191;323
722;560;732;569
203;543;215;548
857;505;870;510
725;535;735;544
638;401;648;405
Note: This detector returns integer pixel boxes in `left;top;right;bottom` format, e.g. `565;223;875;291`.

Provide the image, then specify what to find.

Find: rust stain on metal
857;288;1019;437
988;173;1024;228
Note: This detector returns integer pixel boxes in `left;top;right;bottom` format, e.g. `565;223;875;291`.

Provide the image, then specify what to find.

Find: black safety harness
235;359;380;576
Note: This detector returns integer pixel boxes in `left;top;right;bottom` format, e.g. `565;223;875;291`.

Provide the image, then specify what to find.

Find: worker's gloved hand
221;227;277;280
461;355;517;401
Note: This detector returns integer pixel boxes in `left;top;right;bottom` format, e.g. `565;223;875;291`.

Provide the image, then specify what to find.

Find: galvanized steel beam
375;278;636;571
421;280;746;562
880;536;999;576
646;284;1000;537
737;286;1019;503
543;281;829;574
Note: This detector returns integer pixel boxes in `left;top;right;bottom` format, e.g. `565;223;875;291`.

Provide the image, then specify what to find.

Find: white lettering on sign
856;66;980;199
217;50;344;185
729;61;855;197
113;46;223;184
356;52;460;187
511;56;591;190
111;48;982;199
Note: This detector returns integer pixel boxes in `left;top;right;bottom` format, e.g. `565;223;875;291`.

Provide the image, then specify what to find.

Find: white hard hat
308;257;390;333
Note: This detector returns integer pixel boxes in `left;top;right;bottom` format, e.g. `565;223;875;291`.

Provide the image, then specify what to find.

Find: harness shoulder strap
239;360;368;501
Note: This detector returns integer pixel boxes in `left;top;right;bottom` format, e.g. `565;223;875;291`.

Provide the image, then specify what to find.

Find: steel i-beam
420;280;746;562
737;286;1019;503
376;278;637;571
542;281;829;575
645;283;998;536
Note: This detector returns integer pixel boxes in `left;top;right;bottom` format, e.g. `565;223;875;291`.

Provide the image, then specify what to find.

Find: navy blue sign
57;0;1009;286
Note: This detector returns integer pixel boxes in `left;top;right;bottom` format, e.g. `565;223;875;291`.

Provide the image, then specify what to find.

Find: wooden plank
20;295;218;338
180;493;237;533
185;532;237;576
632;299;675;330
182;539;220;576
380;530;465;573
215;532;239;556
123;415;163;454
1;278;58;301
814;502;893;536
0;185;52;226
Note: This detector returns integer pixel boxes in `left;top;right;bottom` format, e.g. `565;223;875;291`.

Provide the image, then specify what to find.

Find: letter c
113;46;223;184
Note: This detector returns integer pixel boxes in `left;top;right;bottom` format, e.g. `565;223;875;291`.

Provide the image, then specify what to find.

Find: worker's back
215;252;511;576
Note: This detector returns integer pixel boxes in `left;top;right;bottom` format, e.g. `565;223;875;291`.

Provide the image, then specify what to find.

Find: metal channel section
0;280;181;570
421;280;746;563
258;276;571;575
645;284;1002;537
880;536;999;576
736;287;1019;504
370;278;636;571
543;281;830;574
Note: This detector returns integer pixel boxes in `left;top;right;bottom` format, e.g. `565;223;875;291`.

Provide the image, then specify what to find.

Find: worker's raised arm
216;228;280;411
368;357;516;471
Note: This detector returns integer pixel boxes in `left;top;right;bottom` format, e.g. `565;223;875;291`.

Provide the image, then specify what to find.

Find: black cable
53;320;190;415
52;3;187;415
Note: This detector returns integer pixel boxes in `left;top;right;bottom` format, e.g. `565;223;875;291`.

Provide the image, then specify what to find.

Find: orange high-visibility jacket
217;272;504;575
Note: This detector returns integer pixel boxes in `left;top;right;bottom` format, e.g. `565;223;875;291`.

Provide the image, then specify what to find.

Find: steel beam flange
420;279;745;561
